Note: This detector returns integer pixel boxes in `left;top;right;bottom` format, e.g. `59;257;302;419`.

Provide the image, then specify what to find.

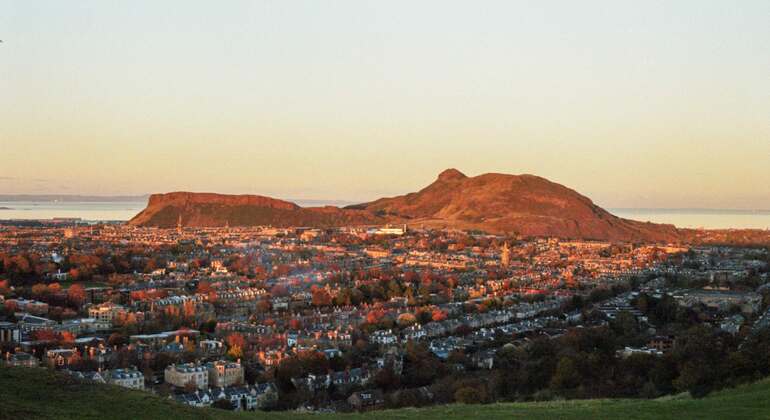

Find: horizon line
1;194;770;213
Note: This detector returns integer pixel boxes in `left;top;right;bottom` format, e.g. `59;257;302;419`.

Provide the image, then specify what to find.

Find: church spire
501;242;511;268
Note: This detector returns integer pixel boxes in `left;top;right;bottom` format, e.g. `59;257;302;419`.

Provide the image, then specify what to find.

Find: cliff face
129;171;681;242
128;192;382;228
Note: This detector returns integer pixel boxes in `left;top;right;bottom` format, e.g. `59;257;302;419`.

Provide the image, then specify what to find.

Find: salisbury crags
128;192;383;228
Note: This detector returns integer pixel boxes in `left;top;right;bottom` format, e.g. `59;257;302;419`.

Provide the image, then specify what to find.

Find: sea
0;199;353;223
610;208;770;230
0;201;769;230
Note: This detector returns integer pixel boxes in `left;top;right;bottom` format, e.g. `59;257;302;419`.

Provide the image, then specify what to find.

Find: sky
1;1;769;209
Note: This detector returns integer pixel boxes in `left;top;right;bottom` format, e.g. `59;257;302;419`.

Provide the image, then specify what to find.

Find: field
2;367;769;420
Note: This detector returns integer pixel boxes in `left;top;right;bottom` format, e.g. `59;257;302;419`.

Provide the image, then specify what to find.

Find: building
370;329;397;345
6;299;49;315
720;314;745;335
682;290;762;314
370;225;407;236
15;313;57;332
206;360;245;387
199;339;225;356
348;389;385;411
165;363;209;389
66;370;106;384
173;383;278;410
501;242;511;267
647;336;675;353
107;368;145;390
4;352;39;368
45;349;80;369
0;322;21;343
87;302;125;323
59;318;111;335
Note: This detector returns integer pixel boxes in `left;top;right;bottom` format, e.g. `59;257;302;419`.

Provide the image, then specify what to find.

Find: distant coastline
610;208;770;230
610;208;770;214
0;194;149;202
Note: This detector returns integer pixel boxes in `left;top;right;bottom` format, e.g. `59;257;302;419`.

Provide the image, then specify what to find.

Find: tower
501;242;511;268
176;215;182;235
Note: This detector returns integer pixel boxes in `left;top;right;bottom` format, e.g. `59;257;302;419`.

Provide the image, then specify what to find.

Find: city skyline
2;1;769;209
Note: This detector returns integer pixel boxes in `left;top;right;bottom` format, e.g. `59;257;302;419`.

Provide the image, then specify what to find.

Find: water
611;208;770;230
0;201;147;221
1;201;768;229
0;199;353;222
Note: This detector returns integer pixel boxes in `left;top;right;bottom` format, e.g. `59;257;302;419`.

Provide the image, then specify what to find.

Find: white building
165;363;209;389
370;329;398;345
108;368;145;390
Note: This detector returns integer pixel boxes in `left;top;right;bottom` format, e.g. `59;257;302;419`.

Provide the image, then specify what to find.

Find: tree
397;313;417;327
227;333;246;349
211;399;234;410
550;356;581;391
270;284;289;297
227;344;243;360
59;331;75;345
184;379;198;393
108;332;127;347
31;283;49;298
288;318;302;330
311;287;332;307
3;300;18;314
196;281;211;294
431;309;447;322
32;329;57;341
454;387;482;404
67;283;86;306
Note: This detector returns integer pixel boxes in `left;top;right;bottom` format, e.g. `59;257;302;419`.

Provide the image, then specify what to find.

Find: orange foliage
431;309;448;322
227;333;246;349
67;283;86;304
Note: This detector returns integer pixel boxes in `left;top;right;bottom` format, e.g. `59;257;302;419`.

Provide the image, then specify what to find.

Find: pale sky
1;1;769;209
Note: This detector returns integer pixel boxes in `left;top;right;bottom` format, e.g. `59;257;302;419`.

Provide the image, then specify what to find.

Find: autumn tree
227;344;243;360
397;313;417;327
196;281;212;294
31;283;49;298
431;309;448;322
227;333;246;350
59;331;76;345
67;283;86;306
311;286;332;307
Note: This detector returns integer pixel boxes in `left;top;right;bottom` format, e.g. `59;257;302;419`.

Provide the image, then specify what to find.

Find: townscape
2;220;769;413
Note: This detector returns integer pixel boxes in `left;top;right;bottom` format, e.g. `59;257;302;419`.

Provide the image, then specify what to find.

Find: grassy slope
2;367;769;420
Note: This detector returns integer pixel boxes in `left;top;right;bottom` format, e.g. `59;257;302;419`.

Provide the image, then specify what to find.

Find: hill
128;192;382;228
129;170;680;242
349;169;680;242
3;367;770;419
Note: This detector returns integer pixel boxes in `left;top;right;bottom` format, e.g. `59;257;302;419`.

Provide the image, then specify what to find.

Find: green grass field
2;367;769;419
